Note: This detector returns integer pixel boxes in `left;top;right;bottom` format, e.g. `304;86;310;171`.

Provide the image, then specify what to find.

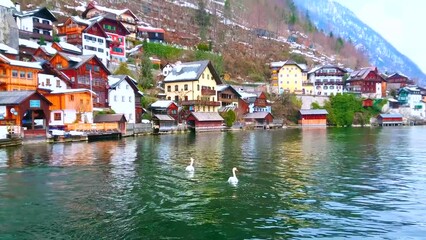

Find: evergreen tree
139;53;154;89
114;62;135;78
195;0;211;41
224;0;231;22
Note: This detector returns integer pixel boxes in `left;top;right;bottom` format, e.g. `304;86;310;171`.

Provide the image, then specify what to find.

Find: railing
315;72;345;77
181;100;221;107
66;123;119;131
19;30;53;41
201;88;216;96
33;22;53;30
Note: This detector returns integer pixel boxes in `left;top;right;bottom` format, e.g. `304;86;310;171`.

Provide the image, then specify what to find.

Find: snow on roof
69;56;83;62
137;26;165;33
50;88;97;96
270;61;287;68
164;61;209;82
150;100;175;108
107;76;121;85
0;43;18;54
71;15;92;25
0;53;42;69
0;0;15;8
94;5;128;16
58;41;82;53
41;45;57;55
239;91;257;99
19;38;39;49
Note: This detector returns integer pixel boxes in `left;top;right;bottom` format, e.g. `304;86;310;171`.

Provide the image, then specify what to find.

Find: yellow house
0;54;41;91
164;60;223;112
276;60;308;95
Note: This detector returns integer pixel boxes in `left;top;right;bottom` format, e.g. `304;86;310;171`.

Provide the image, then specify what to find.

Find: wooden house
377;113;403;126
44;89;96;129
137;26;165;43
49;52;110;108
93;113;127;134
149;100;180;122
51;41;82;55
362;98;373;108
33;45;57;61
243;112;274;128
217;84;241;107
386;73;410;91
299;109;328;126
164;60;222;113
0;53;41;91
152;114;176;133
0;91;52;139
186;112;224;132
346;67;386;98
14;6;57;42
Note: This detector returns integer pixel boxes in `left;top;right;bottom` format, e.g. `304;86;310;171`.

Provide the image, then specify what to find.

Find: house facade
95;16;130;63
0;53;41;91
150;100;180;122
49;52;110;108
346;67;385;98
398;87;425;118
308;65;347;96
272;60;307;95
163;60;222;112
15;6;57;43
386;73;410;92
186;112;224;131
137;26;165;43
108;75;143;124
299;109;328;126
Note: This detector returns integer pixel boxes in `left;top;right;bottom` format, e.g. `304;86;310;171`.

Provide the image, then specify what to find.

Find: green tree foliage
195;0;211;41
113;62;135;78
304;11;315;33
38;36;46;46
323;93;362;127
139;54;154;89
222;110;236;127
286;0;297;27
329;31;334;38
335;37;344;53
143;42;182;60
141;95;158;109
197;42;210;51
271;92;302;124
290;53;307;64
193;50;224;76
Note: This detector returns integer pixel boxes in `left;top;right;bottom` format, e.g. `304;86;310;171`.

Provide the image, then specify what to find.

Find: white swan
185;157;195;172
228;167;238;184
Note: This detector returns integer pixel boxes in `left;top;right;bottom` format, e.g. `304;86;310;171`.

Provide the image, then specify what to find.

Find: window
122;96;125;102
126;85;129;89
80;99;83;105
20;71;25;78
56;63;62;69
197;84;200;91
167;96;171;100
98;38;104;43
202;73;205;79
43;30;50;36
54;113;61;121
167;86;171;92
42;20;49;25
33;18;39;23
98;48;104;53
94;66;100;72
174;85;178;91
207;74;210;80
12;70;18;77
184;84;188;91
0;68;5;75
46;78;51;86
112;47;123;53
56;80;60;87
114;95;117;102
174;96;179;101
86;64;92;71
129;96;132;102
26;72;33;79
69;95;74;101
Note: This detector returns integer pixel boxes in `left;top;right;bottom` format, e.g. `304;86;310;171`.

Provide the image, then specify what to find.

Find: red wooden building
49;52;110;108
346;67;386;97
377;113;403;126
95;16;130;63
362;98;373;108
243;112;274;127
94;114;127;134
149;100;180;122
186;112;224;132
299;109;328;126
386;73;410;91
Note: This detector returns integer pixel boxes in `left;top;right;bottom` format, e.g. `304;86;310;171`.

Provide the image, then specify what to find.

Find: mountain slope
293;0;426;85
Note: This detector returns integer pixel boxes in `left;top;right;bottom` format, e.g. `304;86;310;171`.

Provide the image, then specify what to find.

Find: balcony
181;100;221;107
19;30;53;42
315;72;345;77
33;22;53;30
201;88;216;96
65;25;82;34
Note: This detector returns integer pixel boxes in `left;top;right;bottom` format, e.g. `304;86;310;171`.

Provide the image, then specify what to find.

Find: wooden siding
0;63;39;91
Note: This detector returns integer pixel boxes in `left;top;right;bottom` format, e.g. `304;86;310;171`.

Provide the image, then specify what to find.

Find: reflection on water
1;127;426;239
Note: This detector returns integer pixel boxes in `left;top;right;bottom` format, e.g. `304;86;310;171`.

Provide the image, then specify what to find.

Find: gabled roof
153;114;175;121
108;75;143;96
0;90;52;105
299;109;328;115
189;112;224;121
164;60;222;84
270;60;304;71
150;100;176;109
92;15;131;35
52;42;82;55
0;53;42;69
55;52;110;74
82;3;139;21
49;88;97;96
138;26;165;33
94;114;127;123
347;67;382;81
84;22;109;38
0;43;18;55
41;61;71;85
308;64;347;74
378;113;403;118
16;7;57;22
244;112;273;119
387;72;409;80
19;38;39;49
216;84;242;97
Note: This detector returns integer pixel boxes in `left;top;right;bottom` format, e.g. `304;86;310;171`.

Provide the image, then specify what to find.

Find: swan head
232;167;238;172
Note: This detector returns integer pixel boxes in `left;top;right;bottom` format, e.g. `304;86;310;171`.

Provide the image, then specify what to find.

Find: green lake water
1;127;426;239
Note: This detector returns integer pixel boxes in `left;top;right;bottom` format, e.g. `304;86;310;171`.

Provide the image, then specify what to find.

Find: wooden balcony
201;88;216;96
33;22;53;30
181;100;221;107
19;30;53;41
315;72;345;77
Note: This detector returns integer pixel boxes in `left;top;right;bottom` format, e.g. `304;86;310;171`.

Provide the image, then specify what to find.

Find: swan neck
232;169;237;178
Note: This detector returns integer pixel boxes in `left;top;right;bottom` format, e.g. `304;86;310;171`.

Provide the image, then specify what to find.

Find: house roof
0;43;18;55
150;100;175;109
53;41;82;54
82;3;139;20
379;113;403;118
216;84;242;97
387;72;409;80
308;64;347;74
38;45;57;55
19;38;40;49
88;15;131;35
153;114;175;121
0;53;42;69
190;112;224;121
49;88;97;96
0;0;14;8
164;60;222;84
347;67;381;81
16;7;57;22
0;90;51;105
244;112;273;119
299;109;328;115
94;114;127;123
270;60;304;71
138;26;165;33
56;52;110;74
108;75;142;96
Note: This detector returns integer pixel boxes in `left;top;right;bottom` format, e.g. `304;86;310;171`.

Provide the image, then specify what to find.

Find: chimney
14;2;20;12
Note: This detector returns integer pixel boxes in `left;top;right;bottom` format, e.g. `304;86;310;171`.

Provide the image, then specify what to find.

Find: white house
308;64;347;96
108;75;143;124
398;87;425;119
38;61;71;91
14;6;57;43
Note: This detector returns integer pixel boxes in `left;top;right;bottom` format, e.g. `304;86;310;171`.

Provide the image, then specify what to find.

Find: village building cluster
0;1;424;144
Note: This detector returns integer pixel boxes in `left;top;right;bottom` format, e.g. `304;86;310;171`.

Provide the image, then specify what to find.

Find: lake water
1;127;426;239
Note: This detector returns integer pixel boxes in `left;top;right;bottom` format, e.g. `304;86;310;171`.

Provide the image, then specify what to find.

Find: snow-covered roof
137;26;165;33
239;91;257;99
0;54;42;69
40;45;57;55
299;109;328;115
150;100;175;109
57;41;82;53
50;88;97;96
94;5;129;16
0;43;18;54
0;0;15;8
164;60;222;84
270;61;287;68
19;38;39;49
71;15;92;25
244;112;272;119
107;76;121;86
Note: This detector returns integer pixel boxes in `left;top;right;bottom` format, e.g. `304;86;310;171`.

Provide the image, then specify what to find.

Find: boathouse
93;114;127;134
299;109;328;126
377;113;403;126
152;114;176;133
186;112;224;132
243;112;274;128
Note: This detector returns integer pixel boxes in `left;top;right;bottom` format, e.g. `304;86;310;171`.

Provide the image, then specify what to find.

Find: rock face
0;6;19;50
